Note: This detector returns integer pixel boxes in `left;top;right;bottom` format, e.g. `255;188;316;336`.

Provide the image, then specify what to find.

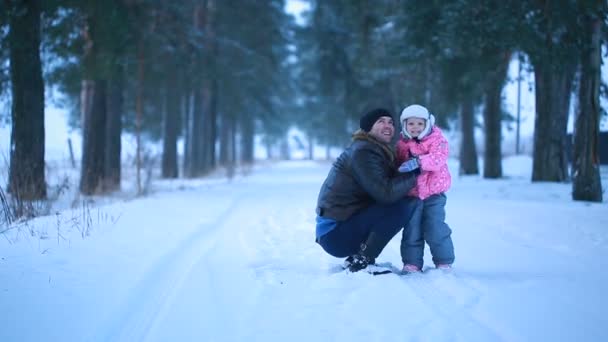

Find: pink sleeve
395;140;410;164
418;134;449;172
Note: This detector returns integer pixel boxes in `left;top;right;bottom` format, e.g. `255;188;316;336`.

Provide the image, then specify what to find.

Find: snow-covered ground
1;156;607;342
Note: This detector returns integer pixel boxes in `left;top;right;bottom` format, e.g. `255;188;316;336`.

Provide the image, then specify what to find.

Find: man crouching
315;108;422;272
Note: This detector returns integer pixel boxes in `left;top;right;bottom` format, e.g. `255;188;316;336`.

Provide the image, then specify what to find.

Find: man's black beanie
360;108;393;132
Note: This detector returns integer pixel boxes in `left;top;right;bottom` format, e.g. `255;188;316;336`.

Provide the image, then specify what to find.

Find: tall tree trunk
280;136;290;160
230;116;237;164
80;80;107;195
265;140;273;160
307;133;314;160
219;111;237;172
162;70;179;178
572;4;603;202
183;91;192;176
240;116;255;164
185;91;200;178
104;69;123;191
219;115;231;166
135;43;144;194
7;0;46;201
532;63;575;182
207;79;218;170
200;84;212;173
187;1;207;177
228;114;237;177
483;53;511;179
204;0;217;172
79;14;109;195
189;87;204;176
459;96;479;175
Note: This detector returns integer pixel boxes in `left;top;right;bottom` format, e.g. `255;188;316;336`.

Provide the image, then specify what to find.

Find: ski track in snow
8;161;605;341
403;271;510;341
98;197;243;341
96;176;331;341
104;168;599;341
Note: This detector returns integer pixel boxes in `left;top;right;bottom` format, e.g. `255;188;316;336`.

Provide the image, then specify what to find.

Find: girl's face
405;117;426;138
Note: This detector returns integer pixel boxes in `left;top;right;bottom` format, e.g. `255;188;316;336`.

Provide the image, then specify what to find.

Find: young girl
396;104;455;273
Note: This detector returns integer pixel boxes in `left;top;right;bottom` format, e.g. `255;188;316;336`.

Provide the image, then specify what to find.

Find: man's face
368;116;394;144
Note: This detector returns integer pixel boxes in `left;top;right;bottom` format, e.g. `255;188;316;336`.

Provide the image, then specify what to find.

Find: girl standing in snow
395;104;455;273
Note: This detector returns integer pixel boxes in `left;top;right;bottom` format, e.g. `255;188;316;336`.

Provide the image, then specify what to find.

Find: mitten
398;157;420;173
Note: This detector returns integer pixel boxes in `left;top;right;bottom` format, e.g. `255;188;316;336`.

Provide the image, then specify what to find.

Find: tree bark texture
182;92;192;175
219;115;232;166
206;79;218;169
162;71;179;179
241;116;255;164
185;1;209;177
135;42;144;194
200;84;213;173
79;13;113;195
8;0;46;200
80;80;107;195
204;0;217;171
188;87;204;176
459;96;479;175
104;71;123;191
531;63;575;182
483;53;511;179
572;6;603;202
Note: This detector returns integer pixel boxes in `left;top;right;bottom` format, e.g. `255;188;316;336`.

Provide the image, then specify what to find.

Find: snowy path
2;159;608;341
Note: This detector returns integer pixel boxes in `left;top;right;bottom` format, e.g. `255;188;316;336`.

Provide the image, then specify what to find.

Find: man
315;108;422;272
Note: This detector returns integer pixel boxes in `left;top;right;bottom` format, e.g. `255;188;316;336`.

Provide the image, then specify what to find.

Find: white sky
1;157;607;341
284;0;310;26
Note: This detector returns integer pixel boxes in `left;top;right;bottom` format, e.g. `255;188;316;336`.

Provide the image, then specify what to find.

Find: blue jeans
318;197;421;258
400;193;455;268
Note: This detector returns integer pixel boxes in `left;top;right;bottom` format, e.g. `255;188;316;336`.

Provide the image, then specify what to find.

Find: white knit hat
400;104;435;139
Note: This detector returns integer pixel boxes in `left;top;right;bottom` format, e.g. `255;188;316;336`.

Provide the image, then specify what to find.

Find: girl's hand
398;157;420;173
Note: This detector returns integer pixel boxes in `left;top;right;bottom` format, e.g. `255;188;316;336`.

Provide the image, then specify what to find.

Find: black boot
360;232;390;260
347;232;389;272
342;255;354;270
347;253;371;272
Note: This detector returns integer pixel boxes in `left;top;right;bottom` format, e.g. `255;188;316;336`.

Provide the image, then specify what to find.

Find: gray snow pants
400;193;455;268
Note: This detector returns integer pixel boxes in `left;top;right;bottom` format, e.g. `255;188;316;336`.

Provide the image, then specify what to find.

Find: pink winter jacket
395;126;451;200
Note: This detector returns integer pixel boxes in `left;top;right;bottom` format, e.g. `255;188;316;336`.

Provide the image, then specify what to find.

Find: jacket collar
352;129;395;162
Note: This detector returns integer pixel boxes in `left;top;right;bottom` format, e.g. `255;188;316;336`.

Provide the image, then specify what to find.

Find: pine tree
521;0;580;182
7;0;47;202
572;0;606;202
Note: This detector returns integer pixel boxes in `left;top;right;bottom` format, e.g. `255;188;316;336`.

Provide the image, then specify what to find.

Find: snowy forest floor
1;156;607;342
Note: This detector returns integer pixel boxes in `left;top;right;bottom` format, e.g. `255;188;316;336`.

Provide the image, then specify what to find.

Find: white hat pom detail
400;104;435;139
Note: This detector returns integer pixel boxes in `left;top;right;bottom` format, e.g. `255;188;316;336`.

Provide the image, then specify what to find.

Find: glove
398;157;420;173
